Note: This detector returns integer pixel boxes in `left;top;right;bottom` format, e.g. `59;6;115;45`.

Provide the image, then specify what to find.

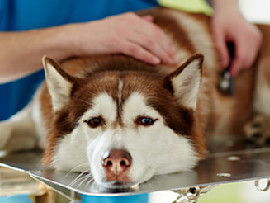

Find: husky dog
0;8;270;188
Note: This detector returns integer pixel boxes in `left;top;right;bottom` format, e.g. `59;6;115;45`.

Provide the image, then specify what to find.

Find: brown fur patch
138;8;196;54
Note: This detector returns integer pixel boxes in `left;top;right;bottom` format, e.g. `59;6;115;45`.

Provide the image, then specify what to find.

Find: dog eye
135;116;157;126
84;116;104;128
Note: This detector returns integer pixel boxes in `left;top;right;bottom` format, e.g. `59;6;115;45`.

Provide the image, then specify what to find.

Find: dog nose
102;148;132;181
102;148;132;169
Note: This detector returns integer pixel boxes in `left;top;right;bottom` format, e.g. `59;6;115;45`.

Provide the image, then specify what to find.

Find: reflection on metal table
1;139;270;200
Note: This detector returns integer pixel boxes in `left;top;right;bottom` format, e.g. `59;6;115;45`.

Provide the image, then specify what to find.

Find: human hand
63;12;177;65
211;1;262;76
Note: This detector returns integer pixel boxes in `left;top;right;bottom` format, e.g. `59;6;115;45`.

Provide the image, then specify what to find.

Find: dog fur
1;7;270;188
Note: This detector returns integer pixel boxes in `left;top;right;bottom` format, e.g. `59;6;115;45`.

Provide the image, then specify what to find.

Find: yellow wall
158;0;213;15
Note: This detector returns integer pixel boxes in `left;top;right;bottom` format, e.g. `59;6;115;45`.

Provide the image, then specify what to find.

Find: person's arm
211;0;262;76
0;12;177;83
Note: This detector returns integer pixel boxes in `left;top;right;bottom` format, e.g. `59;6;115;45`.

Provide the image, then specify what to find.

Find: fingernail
168;59;175;64
169;56;178;64
173;55;178;63
153;57;160;64
222;59;228;67
230;69;236;77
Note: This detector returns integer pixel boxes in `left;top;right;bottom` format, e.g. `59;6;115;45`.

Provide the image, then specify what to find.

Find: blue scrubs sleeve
0;0;159;202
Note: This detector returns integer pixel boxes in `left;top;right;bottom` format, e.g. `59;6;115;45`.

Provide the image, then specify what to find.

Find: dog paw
0;121;12;149
244;115;270;145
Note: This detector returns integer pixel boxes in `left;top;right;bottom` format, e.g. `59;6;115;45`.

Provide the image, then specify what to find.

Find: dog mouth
89;180;139;193
100;179;137;189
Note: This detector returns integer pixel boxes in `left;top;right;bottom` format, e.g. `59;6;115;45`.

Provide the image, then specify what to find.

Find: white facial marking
80;93;117;127
122;92;161;127
118;79;123;107
53;131;89;172
53;93;117;172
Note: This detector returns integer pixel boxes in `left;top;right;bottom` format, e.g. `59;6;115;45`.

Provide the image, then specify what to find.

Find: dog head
42;54;203;188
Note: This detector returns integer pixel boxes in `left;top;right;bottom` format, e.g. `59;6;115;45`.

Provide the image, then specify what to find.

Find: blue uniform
0;0;160;202
0;0;158;121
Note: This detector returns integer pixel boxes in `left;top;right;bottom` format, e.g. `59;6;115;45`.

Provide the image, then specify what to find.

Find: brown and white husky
1;8;270;188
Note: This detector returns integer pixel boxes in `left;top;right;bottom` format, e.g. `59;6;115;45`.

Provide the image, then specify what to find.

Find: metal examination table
1;138;270;202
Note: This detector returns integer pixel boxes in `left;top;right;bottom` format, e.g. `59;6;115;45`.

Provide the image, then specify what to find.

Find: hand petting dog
0;12;177;83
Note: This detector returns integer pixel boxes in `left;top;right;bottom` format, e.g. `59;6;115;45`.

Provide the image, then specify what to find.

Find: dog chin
89;182;140;193
96;179;138;190
95;171;154;190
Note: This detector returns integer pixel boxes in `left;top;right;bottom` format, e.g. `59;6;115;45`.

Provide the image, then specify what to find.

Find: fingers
72;12;177;65
122;13;177;64
230;27;262;76
142;15;154;22
213;27;229;68
118;40;161;64
230;41;248;76
125;29;176;64
211;8;262;77
138;22;177;63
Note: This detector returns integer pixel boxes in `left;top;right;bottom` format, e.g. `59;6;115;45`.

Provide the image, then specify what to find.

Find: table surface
1;139;270;196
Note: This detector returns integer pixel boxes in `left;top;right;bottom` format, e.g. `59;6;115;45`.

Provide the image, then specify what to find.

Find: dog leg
244;115;270;145
0;103;38;152
244;42;270;145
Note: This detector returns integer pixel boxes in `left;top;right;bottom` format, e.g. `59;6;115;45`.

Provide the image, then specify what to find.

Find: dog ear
163;54;203;110
42;56;75;112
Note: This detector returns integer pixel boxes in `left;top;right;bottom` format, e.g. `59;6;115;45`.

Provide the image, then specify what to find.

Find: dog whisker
65;163;89;178
69;168;90;187
78;172;93;187
85;175;95;189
